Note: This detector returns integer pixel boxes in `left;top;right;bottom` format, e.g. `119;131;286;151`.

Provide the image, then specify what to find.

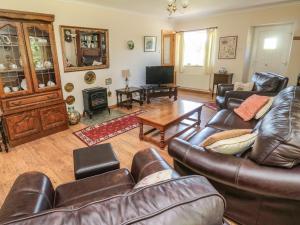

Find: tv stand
141;84;178;104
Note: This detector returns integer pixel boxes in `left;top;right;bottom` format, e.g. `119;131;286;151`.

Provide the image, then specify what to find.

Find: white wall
174;3;300;91
1;0;172;112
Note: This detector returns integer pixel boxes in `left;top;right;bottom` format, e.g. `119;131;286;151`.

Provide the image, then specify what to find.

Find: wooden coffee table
137;100;203;149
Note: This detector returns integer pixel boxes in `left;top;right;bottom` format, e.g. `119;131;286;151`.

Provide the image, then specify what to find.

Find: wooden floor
0;90;235;224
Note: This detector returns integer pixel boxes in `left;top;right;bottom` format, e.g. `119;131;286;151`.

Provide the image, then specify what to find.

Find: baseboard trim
178;87;211;95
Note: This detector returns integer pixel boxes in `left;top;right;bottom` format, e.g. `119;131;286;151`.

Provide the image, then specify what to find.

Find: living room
0;0;299;225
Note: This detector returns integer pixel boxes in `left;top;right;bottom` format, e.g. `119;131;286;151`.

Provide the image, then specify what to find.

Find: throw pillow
233;82;254;91
255;97;274;119
134;169;173;189
205;132;258;155
234;95;270;121
201;129;252;147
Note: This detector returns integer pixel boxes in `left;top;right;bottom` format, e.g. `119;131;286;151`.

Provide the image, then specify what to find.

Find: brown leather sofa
169;86;300;225
0;148;225;225
216;72;289;109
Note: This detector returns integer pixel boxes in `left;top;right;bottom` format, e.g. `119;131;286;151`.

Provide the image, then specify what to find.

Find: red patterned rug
74;110;144;146
204;102;218;111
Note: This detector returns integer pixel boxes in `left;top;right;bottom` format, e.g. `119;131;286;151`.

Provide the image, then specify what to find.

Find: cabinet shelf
0;68;24;73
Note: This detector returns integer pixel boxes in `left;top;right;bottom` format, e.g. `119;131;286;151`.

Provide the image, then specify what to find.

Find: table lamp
122;69;130;92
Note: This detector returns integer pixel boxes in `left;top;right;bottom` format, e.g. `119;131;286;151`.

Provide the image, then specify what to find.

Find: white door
249;24;294;80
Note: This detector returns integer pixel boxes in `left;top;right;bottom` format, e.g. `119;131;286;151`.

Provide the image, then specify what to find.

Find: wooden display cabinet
0;9;68;147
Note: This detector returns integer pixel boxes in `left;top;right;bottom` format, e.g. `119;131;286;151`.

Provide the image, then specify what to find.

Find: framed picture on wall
218;36;238;59
144;36;157;52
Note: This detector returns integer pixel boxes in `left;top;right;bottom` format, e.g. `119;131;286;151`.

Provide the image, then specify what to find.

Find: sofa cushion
252;72;281;92
201;129;252;147
234;95;270;121
250;86;300;168
185;127;222;146
54;168;135;207
207;109;257;131
205;132;258;155
255;97;274;119
134;169;173;189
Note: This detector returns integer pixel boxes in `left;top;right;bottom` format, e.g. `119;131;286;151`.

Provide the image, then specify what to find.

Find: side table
212;73;233;98
116;87;144;109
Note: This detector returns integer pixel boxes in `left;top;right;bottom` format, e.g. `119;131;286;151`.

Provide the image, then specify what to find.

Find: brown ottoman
73;143;120;180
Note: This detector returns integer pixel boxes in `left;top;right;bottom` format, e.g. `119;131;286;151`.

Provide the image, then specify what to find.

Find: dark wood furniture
137;100;203;149
0;110;8;152
0;9;68;147
212;73;233;98
141;84;178;104
116;87;143;109
73;143;120;180
297;74;300;86
60;25;109;72
82;87;110;119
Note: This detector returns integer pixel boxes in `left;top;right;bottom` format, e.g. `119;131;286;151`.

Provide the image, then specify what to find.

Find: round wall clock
66;95;75;105
84;71;96;84
64;83;74;92
127;40;134;50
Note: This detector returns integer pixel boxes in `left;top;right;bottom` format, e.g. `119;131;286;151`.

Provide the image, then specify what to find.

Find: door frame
161;30;176;84
248;23;294;80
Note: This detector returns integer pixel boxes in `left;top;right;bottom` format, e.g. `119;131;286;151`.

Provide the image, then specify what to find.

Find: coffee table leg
160;130;165;149
197;109;201;126
139;122;144;140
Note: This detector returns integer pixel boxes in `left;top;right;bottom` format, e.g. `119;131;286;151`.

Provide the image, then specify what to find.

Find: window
183;30;207;66
264;37;277;50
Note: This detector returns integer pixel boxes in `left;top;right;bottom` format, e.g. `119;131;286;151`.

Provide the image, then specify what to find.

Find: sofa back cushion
252;72;282;92
250;86;300;168
1;176;225;225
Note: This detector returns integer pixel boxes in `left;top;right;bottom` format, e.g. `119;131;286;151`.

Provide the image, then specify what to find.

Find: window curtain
204;28;217;75
175;32;185;73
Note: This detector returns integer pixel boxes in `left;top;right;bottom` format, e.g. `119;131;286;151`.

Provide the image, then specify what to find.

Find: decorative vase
67;106;81;125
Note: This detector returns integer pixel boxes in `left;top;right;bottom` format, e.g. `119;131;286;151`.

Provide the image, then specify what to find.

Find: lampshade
122;69;130;79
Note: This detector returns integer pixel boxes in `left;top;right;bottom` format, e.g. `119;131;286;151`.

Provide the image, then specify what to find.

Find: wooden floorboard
0;90;236;225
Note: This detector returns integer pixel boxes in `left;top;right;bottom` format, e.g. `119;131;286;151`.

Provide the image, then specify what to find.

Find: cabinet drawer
40;104;67;131
2;91;62;111
5;110;41;140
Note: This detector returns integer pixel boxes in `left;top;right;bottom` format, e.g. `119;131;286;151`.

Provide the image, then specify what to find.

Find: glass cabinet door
23;23;61;92
0;21;33;97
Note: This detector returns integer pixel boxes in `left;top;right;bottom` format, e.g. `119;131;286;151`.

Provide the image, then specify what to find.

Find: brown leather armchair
216;72;289;109
0;148;225;225
169;86;300;225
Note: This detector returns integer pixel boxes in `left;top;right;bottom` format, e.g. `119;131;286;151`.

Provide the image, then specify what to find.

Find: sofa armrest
223;91;277;109
131;148;179;183
217;84;234;97
226;98;244;110
0;172;54;223
168;138;300;201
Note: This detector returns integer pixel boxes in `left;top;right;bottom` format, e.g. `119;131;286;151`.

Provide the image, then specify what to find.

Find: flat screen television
146;66;174;85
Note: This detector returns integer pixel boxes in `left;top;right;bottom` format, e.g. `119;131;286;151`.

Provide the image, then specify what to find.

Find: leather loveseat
216;72;288;109
169;86;300;225
0;148;225;225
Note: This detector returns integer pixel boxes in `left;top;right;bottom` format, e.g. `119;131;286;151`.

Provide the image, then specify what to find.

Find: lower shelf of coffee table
142;119;200;149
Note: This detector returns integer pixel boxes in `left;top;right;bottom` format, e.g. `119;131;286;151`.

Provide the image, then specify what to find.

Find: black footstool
73;143;120;180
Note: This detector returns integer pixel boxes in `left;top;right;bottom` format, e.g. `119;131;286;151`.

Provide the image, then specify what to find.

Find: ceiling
66;0;297;18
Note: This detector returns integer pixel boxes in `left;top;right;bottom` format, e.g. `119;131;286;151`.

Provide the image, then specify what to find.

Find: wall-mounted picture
218;36;238;59
144;36;157;52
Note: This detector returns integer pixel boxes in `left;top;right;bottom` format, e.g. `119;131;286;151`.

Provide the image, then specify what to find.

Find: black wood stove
82;87;110;119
